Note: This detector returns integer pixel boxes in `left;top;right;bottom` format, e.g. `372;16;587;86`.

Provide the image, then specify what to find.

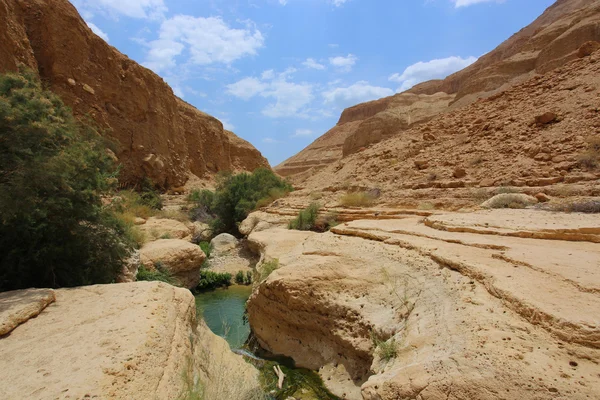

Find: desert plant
258;259;280;282
578;138;600;170
340;191;376;207
235;270;245;284
136;263;174;284
371;330;398;361
195;271;232;291
288;203;320;231
199;242;212;258
0;69;138;291
556;199;600;213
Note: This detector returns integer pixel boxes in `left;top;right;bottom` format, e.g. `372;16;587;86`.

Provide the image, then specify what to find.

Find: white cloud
72;0;167;19
322;81;394;109
331;0;349;6
227;70;313;118
302;58;326;70
292;129;314;137
144;16;264;73
452;0;504;7
226;77;267;100
263;137;282;143
329;54;357;72
86;22;109;42
389;55;477;92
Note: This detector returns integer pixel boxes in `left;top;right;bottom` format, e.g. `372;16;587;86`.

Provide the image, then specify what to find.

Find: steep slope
0;0;269;188
291;43;600;207
276;0;600;177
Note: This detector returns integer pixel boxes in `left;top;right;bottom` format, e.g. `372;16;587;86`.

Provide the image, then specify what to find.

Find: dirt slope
276;0;600;177
0;0;269;188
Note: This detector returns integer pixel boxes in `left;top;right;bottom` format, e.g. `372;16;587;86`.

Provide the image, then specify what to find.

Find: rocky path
244;207;600;400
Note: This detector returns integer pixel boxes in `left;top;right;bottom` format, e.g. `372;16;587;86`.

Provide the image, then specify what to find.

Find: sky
71;0;556;166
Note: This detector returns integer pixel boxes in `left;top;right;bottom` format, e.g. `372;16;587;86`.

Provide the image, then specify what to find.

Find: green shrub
189;169;292;235
258;259;280;282
340;192;376;207
195;271;232;291
136;263;174;284
288;203;320;231
371;331;398;361
235;270;245;284
245;271;252;285
137;177;163;210
0;69;135;291
199;241;212;258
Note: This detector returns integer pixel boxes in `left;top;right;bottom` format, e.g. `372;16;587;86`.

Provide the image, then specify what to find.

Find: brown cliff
0;0;269;188
276;0;600;178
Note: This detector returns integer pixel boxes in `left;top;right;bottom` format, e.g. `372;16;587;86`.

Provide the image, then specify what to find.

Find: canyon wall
0;0;269;189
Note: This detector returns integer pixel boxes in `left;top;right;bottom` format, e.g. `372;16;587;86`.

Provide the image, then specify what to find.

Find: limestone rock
210;233;239;254
535;192;551;203
0;282;260;399
481;193;538;209
0;289;55;335
191;221;213;243
140;239;205;288
139;217;193;241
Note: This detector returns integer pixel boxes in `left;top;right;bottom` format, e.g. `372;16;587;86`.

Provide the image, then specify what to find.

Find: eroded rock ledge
0;282;260;400
245;209;600;400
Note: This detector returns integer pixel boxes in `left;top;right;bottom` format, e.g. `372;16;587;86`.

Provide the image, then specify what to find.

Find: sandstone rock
535;112;558;125
577;41;600;58
140;239;205;288
82;83;95;95
535;192;551;203
414;160;429;170
0;289;55;335
67;78;76;86
423;132;436;141
481;193;538;209
191;221;213;243
0;282;260;399
134;217;147;225
453;167;467;179
139;218;193;241
210;233;239;254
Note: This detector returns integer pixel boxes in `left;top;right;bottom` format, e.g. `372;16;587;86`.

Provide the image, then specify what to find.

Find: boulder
191;221;213;243
453;167;467;179
414;160;429;170
140;239;205;288
535;112;557;125
139;218;193;241
577;41;600;58
0;289;55;335
0;282;261;399
210;233;239;254
481;193;538;209
535;192;551;203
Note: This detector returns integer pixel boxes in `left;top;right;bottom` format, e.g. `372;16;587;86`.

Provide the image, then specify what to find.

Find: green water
195;285;340;400
194;285;252;349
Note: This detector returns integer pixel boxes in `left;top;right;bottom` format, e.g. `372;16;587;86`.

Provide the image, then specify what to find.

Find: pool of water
194;285;253;349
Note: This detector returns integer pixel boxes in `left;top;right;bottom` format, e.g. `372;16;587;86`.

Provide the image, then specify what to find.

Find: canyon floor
244;201;600;400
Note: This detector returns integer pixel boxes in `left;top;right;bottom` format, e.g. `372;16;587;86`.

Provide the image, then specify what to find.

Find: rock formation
276;0;600;177
244;209;600;399
0;0;269;188
0;282;261;399
140;239;206;288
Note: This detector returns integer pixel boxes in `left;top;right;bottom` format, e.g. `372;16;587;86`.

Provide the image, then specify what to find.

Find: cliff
0;0;269;188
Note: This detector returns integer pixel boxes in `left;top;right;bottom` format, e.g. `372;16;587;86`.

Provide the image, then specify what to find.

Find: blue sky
71;0;555;166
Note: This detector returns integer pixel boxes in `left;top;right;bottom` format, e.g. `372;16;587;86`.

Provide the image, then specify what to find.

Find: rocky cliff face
276;0;600;177
0;0;269;188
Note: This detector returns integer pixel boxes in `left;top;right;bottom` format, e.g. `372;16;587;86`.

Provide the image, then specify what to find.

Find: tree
0;69;134;291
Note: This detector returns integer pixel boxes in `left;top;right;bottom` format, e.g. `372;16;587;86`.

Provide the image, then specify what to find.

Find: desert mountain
275;0;600;177
0;0;269;188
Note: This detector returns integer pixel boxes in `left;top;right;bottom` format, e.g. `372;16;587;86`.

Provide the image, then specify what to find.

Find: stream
194;286;340;400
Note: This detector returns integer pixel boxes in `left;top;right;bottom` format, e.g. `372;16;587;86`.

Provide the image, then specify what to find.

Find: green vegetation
235;270;253;285
340;191;376;207
136;262;175;284
257;259;280;282
188;168;292;235
195;270;232;291
0;69;138;291
371;331;398;361
199;241;212;259
288;203;320;231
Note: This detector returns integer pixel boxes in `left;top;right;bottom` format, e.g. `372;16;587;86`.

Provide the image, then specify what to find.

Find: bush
258;259;280;282
0;69;135;291
195;270;232;291
371;331;398;361
191;168;292;235
340;192;376;207
288;203;320;231
136;263;174;284
235;270;245;284
556;199;600;213
245;271;253;285
578;137;600;170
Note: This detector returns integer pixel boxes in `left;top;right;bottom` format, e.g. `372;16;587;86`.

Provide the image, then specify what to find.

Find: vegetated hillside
0;0;269;189
294;42;600;208
275;0;600;177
